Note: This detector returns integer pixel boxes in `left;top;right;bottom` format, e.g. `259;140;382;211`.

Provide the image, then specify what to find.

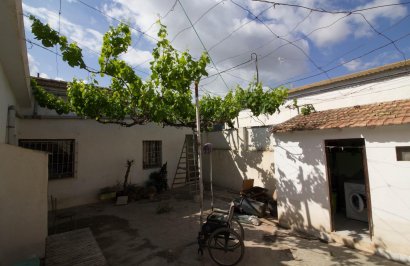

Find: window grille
143;141;162;169
19;139;75;179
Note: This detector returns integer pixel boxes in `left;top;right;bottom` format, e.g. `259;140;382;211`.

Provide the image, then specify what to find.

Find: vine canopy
29;16;288;130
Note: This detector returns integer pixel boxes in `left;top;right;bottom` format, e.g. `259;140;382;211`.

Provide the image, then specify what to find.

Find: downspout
7;105;17;145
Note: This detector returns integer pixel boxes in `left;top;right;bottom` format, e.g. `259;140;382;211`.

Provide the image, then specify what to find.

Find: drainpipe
7;105;17;145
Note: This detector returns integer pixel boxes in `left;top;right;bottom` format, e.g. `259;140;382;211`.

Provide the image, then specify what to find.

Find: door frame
324;138;373;237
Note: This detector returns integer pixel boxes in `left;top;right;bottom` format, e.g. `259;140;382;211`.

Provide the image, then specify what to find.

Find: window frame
396;146;410;161
143;140;162;169
18;139;76;179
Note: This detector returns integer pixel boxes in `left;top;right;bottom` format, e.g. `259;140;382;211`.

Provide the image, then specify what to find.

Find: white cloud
120;47;153;67
27;52;49;78
343;59;366;71
99;0;408;95
101;0;314;94
24;0;409;95
23;3;103;53
342;58;382;72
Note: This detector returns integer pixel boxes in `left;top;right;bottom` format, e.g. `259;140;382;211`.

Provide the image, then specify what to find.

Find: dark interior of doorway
325;138;369;235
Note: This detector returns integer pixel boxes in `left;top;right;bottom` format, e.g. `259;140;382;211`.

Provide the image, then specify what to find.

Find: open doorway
325;138;372;238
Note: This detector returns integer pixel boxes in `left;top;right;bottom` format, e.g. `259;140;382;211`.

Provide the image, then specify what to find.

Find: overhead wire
28;0;410;97
207;4;273;52
171;0;226;43
252;1;410;15
162;0;178;20
259;12;352;62
269;12;410;88
281;10;312;38
322;12;410;69
203;58;254;79
177;0;230;91
272;31;410;88
25;39;151;77
132;0;179;50
354;12;406;61
214;8;313;65
75;0;225;75
76;0;159;43
202;2;351;82
230;0;331;80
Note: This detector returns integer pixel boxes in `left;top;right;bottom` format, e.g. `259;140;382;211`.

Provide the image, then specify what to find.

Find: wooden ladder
172;135;199;193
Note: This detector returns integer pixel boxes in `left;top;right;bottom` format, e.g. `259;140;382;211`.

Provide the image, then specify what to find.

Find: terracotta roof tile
33;76;68;90
271;99;410;133
402;116;410;124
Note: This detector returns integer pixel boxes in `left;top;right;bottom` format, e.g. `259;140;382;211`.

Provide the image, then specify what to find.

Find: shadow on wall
275;137;330;235
203;127;276;192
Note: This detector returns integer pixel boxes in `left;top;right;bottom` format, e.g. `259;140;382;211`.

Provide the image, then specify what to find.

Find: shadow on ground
52;187;402;266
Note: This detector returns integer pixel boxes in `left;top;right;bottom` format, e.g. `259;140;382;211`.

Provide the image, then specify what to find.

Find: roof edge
289;60;410;95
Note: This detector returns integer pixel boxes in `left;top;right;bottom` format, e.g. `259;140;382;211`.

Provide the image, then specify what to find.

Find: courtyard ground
53;187;402;266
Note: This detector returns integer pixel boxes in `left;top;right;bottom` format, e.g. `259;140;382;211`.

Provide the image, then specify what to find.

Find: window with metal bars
19;139;75;179
143;140;162;169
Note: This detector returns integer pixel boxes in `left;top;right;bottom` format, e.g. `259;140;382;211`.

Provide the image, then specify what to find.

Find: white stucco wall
274;124;410;257
204;127;276;192
238;73;410;128
18;118;191;208
0;144;48;265
0;64;16;144
205;70;410;196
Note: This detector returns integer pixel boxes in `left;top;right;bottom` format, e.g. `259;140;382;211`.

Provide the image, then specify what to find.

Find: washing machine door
350;193;366;212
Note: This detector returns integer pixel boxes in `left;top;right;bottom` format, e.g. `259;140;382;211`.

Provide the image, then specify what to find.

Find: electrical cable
207;4;273;52
252;0;410;15
177;0;230;91
171;0;226;43
272;32;410;88
230;0;331;80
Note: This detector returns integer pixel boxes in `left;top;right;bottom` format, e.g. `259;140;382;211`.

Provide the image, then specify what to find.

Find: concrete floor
52;188;403;266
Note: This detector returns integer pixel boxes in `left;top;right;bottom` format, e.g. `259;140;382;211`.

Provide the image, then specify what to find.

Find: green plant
147;170;166;193
301;104;316;115
29;16;288;130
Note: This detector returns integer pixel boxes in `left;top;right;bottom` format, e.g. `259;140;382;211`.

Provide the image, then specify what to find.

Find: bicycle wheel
207;227;245;266
230;219;245;241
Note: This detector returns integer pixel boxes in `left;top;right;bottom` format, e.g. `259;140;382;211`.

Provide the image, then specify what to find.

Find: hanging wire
252;1;410;15
171;0;226;43
177;0;230;91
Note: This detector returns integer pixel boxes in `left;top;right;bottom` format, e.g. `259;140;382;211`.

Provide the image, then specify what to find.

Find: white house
272;99;410;261
0;0;48;264
205;61;410;191
206;60;410;262
19;77;192;208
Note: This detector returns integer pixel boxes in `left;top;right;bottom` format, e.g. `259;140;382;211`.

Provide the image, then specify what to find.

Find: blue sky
23;0;410;95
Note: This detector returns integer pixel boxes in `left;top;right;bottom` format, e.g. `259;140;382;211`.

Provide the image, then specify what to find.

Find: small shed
272;99;410;261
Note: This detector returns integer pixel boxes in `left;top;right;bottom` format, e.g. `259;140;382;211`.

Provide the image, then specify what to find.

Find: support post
195;81;204;228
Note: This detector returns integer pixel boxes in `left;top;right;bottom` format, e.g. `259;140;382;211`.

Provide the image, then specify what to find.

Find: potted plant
99;184;120;201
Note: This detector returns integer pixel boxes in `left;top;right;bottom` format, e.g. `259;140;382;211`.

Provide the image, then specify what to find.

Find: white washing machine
344;182;368;222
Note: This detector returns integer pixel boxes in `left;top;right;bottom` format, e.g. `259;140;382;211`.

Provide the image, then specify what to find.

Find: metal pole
251;53;259;84
210;151;213;211
204;143;214;211
195;81;204;228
